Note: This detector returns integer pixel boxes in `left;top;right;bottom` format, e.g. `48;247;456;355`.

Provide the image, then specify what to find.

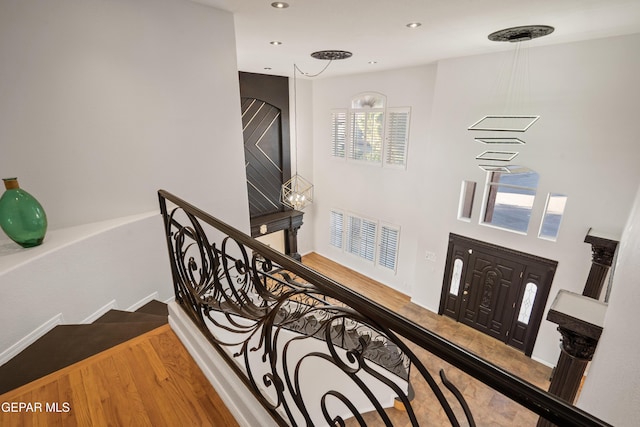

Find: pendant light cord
292;63;299;176
291;59;334;175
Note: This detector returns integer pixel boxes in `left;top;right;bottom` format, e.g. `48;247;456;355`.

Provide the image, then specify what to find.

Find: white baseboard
126;292;160;312
80;299;118;324
0;313;64;366
168;302;277;427
532;355;556;369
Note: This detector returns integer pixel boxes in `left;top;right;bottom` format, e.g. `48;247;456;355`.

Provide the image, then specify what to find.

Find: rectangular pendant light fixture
468;115;539;132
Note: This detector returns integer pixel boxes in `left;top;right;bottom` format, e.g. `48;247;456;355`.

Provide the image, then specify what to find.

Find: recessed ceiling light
368;61;377;65
271;2;289;8
406;22;422;29
264;67;272;70
270;41;282;46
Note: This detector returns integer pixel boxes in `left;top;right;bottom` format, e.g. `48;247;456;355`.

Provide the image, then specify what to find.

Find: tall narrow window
539;193;568;241
349;93;385;163
350;110;384;162
346;215;377;262
450;258;463;296
482;166;539;234
458;180;477;221
378;224;400;272
517;282;538;325
331;109;347;158
384;107;410;168
329;210;344;249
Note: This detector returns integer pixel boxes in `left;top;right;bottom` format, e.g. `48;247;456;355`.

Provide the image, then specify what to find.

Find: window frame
538;193;568;241
458;180;477;222
329;209;345;249
330;109;347;159
479;167;539;235
331;209;401;273
377;222;400;273
384;107;411;169
345;212;378;263
330;93;410;169
349;107;385;164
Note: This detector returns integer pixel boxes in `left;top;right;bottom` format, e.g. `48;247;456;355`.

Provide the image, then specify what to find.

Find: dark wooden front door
459;251;524;342
439;234;557;356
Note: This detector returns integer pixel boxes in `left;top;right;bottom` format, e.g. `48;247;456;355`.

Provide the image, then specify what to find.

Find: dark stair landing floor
0;300;168;395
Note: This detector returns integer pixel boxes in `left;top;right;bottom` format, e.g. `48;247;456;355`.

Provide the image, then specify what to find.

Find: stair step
0;302;168;395
136;299;169;316
93;309;166;324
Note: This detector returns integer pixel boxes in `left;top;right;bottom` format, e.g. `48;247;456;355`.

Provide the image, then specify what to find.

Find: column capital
584;228;619;267
558;327;599;360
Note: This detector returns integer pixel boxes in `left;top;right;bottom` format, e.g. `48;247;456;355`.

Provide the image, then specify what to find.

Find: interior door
459;250;524;342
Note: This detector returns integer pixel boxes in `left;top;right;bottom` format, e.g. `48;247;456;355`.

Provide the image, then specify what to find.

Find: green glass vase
0;177;48;248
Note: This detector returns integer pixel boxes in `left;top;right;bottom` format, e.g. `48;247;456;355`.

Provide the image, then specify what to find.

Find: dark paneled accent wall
239;72;291;218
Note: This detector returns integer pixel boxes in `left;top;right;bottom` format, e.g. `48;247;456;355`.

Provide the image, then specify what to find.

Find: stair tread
93;309;166;324
136;299;169;316
0;312;167;395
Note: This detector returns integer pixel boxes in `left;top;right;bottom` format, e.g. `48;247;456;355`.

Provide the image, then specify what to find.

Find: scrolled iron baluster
439;369;476;427
220;236;252;300
320;391;367;427
163;197;465;426
292;351;395;427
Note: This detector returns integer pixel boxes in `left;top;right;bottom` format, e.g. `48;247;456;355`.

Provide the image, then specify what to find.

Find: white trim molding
0;313;64;366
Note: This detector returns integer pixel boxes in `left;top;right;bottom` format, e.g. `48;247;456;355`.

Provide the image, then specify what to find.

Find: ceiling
193;0;640;78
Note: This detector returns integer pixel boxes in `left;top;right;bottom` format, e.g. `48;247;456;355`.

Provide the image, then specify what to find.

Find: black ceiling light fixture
468;25;555;169
488;25;555;43
310;50;353;61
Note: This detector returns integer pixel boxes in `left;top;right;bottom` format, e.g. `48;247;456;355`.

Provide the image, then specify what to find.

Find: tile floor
302;253;553;426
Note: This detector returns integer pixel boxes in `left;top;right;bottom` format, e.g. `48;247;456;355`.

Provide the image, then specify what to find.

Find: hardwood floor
0;253;551;426
0;325;239;427
302;252;552;426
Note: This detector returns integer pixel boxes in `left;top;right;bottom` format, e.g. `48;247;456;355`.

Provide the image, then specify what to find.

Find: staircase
0;300;168;395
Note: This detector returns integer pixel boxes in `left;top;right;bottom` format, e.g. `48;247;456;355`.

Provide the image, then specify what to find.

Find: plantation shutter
347;215;377;262
329;210;344;249
349;110;384;162
378;225;400;271
384;107;410;168
331;109;347;158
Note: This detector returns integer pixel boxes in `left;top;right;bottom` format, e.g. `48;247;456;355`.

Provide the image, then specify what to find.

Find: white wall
312;65;438;296
0;214;172;358
577;184;640;426
311;34;640;366
0;0;251;354
0;0;249;232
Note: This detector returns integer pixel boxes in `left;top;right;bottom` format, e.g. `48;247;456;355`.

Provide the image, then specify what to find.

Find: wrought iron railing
158;190;610;427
